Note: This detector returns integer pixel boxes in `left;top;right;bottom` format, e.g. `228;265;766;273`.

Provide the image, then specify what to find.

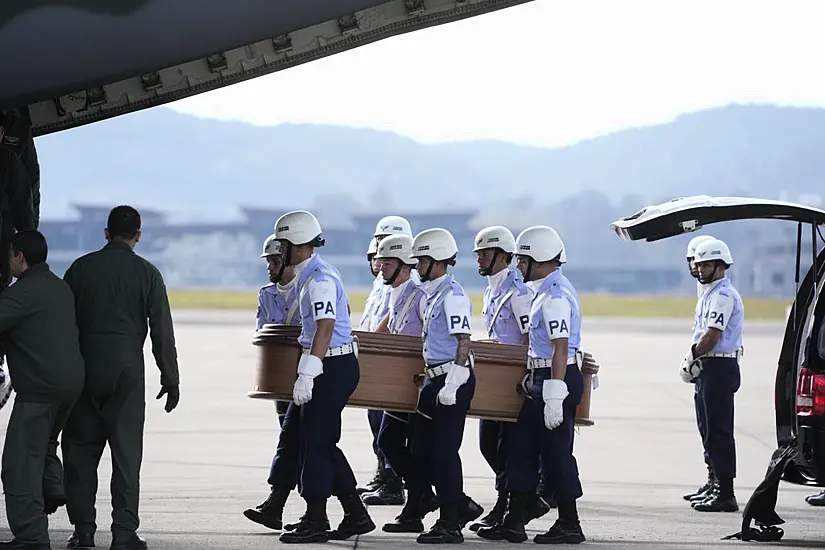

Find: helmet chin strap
697;262;722;284
524;257;536;282
478;250;500;276
383;262;403;285
419;259;435;282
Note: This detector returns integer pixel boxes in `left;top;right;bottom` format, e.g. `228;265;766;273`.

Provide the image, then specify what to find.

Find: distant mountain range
34;102;825;220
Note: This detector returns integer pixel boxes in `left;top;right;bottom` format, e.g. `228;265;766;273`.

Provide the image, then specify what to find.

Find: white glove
437;363;470;406
542;379;569;430
293;354;324;405
679;349;703;383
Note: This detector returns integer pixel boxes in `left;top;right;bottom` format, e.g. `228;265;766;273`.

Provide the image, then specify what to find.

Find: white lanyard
391;288;421;335
422;282;452;343
487;286;519;338
285;289;299;324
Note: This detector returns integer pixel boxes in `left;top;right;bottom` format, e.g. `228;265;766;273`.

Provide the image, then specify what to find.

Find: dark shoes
243;488;290;530
109;534;147;550
0;539;51;550
806;490;825;506
67;532;95;549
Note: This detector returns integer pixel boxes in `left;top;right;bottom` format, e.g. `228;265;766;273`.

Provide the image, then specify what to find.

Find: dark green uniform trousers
62;378;145;538
2;399;74;545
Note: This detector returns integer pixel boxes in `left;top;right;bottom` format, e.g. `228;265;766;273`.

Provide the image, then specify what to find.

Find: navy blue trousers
377;412;412;481
276;400;289;428
267;402;300;489
408;369;476;506
367;409;390;468
696;357;740;480
297;353;360;499
479;419;515;492
507;365;584;503
693;385;711;470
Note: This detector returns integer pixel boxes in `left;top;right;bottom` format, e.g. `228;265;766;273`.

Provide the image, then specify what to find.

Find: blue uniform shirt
388;279;425;336
692;276;743;354
482;267;533;344
418;273;472;365
371;284;392;331
295;254;354;350
528;269;582;361
360;274;384;330
256;278;300;329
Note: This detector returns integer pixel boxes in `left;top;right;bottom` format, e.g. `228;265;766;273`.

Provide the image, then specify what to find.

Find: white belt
704;350;741;359
425;363;452;378
303;341;358;358
528;357;578;370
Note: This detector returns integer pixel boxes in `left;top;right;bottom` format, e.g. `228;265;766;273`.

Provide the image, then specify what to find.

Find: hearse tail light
797;368;825;416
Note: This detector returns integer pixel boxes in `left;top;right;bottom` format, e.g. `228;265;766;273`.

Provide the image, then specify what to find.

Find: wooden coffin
249;324;599;426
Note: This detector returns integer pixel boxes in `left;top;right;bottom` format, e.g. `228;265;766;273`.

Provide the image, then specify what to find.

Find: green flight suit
0;262;85;545
61;240;179;539
0;147;35;290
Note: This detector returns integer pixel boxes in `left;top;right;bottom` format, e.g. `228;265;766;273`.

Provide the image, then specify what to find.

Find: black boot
477;491;528;543
417;501;463;544
357;456;386;495
534;501;585;544
458;494;484;528
362;469;405;505
806;490;825;506
691;481;718;506
243;487;290;530
683;467;714;501
525;493;552;525
67;531;95;548
383;489;432;533
693;478;738;512
328;492;376;540
0;540;51;550
469;491;508;532
279;499;330;544
109;533;147;550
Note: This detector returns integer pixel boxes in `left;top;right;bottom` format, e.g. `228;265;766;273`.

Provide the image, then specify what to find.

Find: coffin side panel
251;325;597;426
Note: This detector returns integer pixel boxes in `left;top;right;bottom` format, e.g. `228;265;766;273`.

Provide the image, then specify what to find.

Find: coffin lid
609;195;825;242
0;0;532;136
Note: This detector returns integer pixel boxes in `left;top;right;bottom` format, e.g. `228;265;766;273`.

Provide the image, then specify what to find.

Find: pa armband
541;297;571;340
707;293;734;331
308;279;337;321
443;292;472;335
510;292;532;335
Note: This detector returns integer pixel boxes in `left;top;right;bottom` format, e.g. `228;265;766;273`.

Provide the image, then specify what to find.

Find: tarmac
1;310;824;549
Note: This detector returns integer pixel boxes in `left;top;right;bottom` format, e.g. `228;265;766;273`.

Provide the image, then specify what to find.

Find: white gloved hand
437;363;470;406
679;349;702;383
293;354;324;405
542;379;569;430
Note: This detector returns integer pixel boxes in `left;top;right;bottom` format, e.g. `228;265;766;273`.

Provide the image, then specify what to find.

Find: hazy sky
171;0;825;148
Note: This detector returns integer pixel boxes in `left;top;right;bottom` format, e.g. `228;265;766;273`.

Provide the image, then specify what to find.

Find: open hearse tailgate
610;195;825;242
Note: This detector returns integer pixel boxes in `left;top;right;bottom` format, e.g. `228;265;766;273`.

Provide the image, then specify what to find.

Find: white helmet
374;215;412;238
260;234;281;258
693;238;733;266
274;210;324;246
686;234;715;259
367;238;378;258
473;225;516;254
411;228;458;262
375;234;416;265
515;225;566;263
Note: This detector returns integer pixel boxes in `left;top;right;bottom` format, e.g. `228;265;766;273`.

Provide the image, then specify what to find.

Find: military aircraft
0;0;532;135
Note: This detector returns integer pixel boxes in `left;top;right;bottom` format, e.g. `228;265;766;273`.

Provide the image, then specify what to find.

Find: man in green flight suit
61;205;180;550
0;230;85;550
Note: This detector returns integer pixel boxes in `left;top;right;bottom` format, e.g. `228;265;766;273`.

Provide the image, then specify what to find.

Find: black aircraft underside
0;0;533;136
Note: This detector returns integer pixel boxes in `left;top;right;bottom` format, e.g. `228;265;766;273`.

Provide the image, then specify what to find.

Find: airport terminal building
38;204;801;297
